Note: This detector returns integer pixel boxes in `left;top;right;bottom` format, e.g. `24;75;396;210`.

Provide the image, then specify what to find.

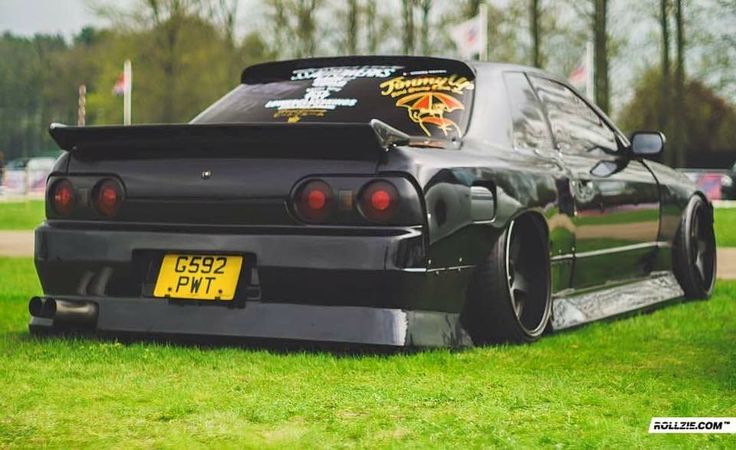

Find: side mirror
630;131;665;157
590;159;626;177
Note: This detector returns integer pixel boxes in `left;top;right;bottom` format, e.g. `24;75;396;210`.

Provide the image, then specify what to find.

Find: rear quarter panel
378;64;574;292
380;141;574;292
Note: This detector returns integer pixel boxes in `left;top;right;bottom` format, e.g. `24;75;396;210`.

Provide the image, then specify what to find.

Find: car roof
242;55;475;83
467;60;564;81
249;54;557;74
241;56;568;90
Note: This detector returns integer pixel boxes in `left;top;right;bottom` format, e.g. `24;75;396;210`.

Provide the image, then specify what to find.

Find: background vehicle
680;168;728;201
29;56;717;346
1;156;56;196
721;162;736;200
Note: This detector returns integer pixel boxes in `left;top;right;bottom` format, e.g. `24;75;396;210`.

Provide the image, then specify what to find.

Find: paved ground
0;231;35;258
718;248;736;279
1;230;735;279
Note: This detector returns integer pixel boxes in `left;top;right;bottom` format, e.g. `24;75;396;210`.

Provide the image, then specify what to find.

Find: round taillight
50;179;75;216
307;189;327;210
370;190;392;211
295;180;334;223
93;179;124;218
359;181;399;222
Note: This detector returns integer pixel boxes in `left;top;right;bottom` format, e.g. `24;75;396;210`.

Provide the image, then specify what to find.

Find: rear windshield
192;62;476;139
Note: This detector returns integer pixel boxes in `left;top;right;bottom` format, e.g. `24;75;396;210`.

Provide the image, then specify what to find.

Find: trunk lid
51;122;399;226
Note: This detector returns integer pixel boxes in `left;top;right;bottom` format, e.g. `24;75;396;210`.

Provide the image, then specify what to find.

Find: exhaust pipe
29;297;98;326
29;296;53;318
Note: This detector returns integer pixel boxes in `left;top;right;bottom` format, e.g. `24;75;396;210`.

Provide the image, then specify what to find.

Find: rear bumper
29;297;471;347
33;223;474;347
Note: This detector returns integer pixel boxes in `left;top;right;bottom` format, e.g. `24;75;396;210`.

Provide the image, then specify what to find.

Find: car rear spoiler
48;120;411;160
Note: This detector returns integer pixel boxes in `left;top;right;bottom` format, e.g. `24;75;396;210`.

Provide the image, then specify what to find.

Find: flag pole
77;84;86;126
585;41;594;100
123;59;132;125
479;3;488;61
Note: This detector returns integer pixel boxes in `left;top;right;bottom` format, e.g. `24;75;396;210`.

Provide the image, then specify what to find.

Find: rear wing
49;120;410;160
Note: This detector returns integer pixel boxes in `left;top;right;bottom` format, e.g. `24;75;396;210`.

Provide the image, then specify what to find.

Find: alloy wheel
505;221;549;335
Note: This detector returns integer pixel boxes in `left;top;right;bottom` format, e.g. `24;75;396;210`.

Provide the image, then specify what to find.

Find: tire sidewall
498;217;552;341
675;196;717;298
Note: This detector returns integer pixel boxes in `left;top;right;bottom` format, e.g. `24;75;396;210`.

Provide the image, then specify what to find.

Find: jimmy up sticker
380;74;474;136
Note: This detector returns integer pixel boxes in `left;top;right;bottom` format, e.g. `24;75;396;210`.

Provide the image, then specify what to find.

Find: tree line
0;0;734;168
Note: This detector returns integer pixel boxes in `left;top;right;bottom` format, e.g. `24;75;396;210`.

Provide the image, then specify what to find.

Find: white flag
568;42;594;99
568;59;587;89
112;72;128;96
450;6;487;60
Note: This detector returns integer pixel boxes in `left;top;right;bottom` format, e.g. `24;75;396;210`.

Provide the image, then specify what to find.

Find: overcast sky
0;0;104;37
0;0;262;38
2;0;731;108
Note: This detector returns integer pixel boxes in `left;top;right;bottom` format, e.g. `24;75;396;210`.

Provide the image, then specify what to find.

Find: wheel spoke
690;216;699;258
512;290;525;318
512;272;530;295
697;238;707;256
503;221;550;333
688;206;713;287
511;271;529;319
691;212;700;238
695;253;706;281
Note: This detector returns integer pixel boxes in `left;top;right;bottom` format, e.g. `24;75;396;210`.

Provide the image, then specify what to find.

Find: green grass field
1;202;735;447
0;257;734;448
0;200;44;230
715;207;736;247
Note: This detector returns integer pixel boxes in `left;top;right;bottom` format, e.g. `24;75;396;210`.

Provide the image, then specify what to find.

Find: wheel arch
693;191;714;223
461;206;553;344
672;193;717;298
503;208;550;244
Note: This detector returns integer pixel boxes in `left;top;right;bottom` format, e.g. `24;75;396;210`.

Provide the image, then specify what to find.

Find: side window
530;76;618;157
503;72;554;153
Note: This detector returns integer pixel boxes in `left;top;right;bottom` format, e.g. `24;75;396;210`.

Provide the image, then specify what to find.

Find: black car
721;162;736;200
29;56;717;347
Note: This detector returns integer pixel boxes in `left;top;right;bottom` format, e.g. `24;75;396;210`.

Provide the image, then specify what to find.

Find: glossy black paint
32;57;708;346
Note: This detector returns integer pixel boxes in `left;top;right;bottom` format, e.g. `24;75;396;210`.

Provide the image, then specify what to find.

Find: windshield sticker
274;108;327;123
290;66;401;80
265;65;402;122
379;74;474;136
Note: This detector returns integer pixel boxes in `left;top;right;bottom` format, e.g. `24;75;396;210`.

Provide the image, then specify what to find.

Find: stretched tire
462;215;551;344
673;196;717;299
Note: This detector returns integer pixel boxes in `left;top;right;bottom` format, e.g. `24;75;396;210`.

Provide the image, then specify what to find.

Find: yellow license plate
153;254;243;301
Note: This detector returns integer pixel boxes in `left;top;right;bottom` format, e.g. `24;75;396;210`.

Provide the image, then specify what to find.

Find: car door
530;75;661;289
502;71;575;293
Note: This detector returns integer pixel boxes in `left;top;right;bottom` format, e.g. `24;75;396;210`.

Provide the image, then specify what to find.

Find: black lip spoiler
49;120;410;160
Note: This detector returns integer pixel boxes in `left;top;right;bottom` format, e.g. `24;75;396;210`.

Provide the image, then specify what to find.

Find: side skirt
551;272;684;330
